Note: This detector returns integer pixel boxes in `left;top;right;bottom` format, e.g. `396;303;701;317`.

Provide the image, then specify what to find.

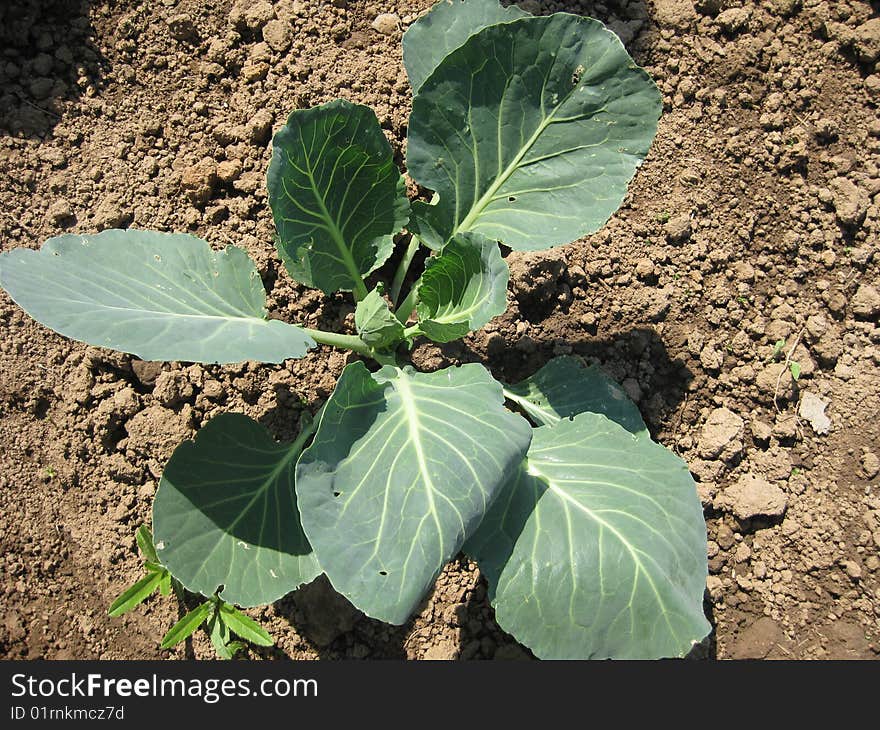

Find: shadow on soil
466;325;694;438
0;0;105;138
507;0;654;57
265;575;413;659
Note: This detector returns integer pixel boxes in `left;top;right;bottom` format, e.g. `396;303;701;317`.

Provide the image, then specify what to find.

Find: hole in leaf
333;491;341;497
378;570;387;576
508;196;516;202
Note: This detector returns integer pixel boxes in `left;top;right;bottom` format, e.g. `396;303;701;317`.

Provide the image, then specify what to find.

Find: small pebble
371;13;399;35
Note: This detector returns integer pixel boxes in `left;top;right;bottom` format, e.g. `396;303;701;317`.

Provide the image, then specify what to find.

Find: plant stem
303;327;373;357
403;324;422;340
396;286;419;324
170;577;185;605
303;327;402;367
773;326;805;417
390;235;420;306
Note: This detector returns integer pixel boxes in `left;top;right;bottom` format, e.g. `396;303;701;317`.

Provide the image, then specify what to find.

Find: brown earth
1;0;879;660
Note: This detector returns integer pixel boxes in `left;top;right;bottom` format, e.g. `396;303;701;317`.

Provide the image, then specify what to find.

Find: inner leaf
416;231;509;343
268;100;410;295
355;287;405;349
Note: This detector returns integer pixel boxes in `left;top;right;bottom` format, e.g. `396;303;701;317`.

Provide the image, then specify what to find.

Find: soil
1;0;879;660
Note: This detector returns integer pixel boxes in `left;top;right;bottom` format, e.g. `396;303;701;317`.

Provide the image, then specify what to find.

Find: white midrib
532;465;644;570
293;145;368;300
225;446;302;533
186;443;301;585
500;388;559;427
430;288;490;325
529;461;680;641
308;177;367;297
394;375;444;559
455;108;558;235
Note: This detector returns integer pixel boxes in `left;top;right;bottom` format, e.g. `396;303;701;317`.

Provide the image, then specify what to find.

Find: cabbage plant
0;0;710;659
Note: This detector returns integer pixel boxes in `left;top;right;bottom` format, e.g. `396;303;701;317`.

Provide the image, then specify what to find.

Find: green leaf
504;356;648;433
227;641;247;656
268;100;410;295
136;525;159;564
466;412;710;659
408;201;448;251
161;601;213;649
402;0;528;94
158;570;172;597
219;603;274;647
296;362;532;624
208;613;235;659
153;413;321;607
415;232;509;343
355;287;405;349
108;571;163;617
789;361;801;381
0;230;314;364
407;14;662;250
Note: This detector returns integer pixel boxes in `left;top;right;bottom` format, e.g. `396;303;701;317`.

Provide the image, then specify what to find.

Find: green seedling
772;339;786;360
770;338;801;380
0;0;710;659
108;525;175;617
110;525;270;659
162;595;272;659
